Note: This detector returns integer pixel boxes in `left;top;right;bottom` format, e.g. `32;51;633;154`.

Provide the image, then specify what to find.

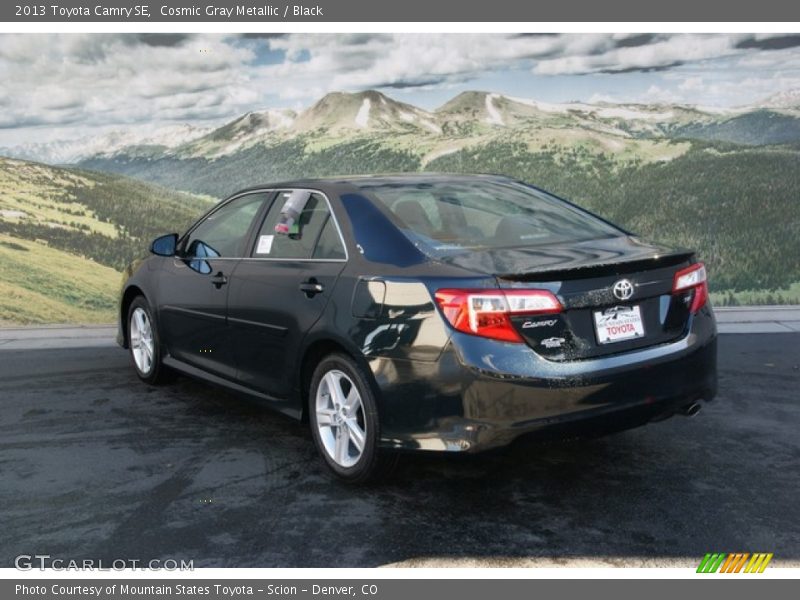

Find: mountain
176;109;297;158
78;89;743;192
293;90;440;134
8;88;800;167
0;156;211;324
167;91;442;159
2;88;797;165
157;88;800;161
759;89;800;110
0;123;214;165
437;91;538;125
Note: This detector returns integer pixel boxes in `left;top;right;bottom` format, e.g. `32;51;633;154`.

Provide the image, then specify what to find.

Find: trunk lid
442;236;697;360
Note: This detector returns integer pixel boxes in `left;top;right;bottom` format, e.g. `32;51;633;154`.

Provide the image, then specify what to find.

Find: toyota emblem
612;279;634;301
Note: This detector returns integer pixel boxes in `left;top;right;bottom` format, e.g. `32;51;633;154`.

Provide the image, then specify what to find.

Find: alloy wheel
130;307;155;375
315;369;367;468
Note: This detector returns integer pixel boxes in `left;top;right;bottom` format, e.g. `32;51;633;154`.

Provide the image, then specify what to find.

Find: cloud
736;35;800;51
678;76;704;91
0;32;799;143
238;33;287;40
258;33;624;99
533;34;750;75
598;62;684;74
133;33;193;48
0;33;257;132
612;33;664;49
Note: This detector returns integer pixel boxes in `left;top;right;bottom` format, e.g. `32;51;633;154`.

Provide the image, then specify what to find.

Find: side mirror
150;233;178;257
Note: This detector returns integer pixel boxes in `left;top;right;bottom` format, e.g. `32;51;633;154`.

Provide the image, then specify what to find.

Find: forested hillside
0;157;211;323
81;138;800;299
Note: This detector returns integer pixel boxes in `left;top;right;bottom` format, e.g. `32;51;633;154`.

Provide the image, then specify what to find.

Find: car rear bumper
373;306;718;452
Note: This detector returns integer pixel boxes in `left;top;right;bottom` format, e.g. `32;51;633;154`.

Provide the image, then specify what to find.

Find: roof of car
229;173;516;198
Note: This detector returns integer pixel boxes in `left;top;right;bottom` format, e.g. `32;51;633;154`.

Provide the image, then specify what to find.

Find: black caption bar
4;580;794;600
2;0;800;22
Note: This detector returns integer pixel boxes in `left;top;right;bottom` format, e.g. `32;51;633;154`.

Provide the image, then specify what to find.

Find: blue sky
0;33;799;145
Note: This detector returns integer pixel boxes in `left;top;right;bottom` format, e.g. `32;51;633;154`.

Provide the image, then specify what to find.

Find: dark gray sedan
117;174;717;481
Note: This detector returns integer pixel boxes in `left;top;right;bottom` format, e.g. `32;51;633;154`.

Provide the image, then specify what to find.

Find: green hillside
81;137;422;198
0;157;211;324
671;111;800;146
80;138;800;302
0;233;120;325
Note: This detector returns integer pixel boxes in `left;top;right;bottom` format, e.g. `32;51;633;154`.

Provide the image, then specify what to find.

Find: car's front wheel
127;296;169;384
309;353;395;482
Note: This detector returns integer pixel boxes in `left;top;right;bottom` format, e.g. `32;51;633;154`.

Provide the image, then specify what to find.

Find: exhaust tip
680;402;702;417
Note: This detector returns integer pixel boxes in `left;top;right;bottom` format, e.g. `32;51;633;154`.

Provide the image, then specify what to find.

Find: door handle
299;279;324;297
211;271;228;289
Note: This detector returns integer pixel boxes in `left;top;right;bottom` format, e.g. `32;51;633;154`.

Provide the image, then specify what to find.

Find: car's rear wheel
309;353;396;482
127;296;168;384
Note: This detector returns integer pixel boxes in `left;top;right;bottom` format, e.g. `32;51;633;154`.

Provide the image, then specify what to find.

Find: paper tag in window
256;234;274;254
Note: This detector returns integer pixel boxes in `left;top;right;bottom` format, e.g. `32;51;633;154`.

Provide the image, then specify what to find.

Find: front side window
357;180;622;257
253;191;346;260
183;192;267;258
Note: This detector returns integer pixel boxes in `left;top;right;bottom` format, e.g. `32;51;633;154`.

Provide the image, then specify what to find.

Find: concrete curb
714;306;800;333
0;307;798;349
0;324;116;349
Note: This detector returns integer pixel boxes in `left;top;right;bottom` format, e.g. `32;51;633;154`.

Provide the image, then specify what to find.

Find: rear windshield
358;179;622;257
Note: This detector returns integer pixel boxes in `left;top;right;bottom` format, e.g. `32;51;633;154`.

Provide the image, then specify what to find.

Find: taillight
434;288;563;342
672;262;708;314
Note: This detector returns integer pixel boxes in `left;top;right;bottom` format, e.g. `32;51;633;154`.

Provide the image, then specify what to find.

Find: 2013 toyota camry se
117;174;717;481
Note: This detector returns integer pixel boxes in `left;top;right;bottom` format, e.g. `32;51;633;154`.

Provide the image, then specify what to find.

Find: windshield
357;179;623;257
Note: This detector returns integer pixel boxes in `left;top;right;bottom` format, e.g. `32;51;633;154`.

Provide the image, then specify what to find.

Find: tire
308;353;397;483
127;296;169;385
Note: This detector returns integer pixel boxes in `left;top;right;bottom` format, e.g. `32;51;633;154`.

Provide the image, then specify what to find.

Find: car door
226;190;348;400
157;191;272;379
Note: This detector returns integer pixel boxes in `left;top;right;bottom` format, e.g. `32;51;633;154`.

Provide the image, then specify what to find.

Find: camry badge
612;278;634;301
522;319;558;329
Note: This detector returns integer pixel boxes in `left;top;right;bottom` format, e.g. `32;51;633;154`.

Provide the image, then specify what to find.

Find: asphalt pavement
0;332;798;568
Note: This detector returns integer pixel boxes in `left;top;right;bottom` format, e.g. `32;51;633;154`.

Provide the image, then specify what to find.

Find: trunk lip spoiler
494;251;695;283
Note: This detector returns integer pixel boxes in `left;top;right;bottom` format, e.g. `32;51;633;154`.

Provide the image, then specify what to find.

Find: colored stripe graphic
698;553;773;573
720;553;749;573
720;554;736;573
697;553;727;573
733;553;750;573
744;553;774;573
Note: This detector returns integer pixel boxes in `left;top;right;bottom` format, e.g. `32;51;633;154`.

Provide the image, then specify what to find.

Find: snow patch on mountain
485;93;504;126
355;98;371;128
420;118;442;134
398;111;416;122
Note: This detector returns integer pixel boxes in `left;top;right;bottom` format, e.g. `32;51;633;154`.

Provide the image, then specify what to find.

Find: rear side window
313;218;347;260
253;192;346;260
358;180;621;257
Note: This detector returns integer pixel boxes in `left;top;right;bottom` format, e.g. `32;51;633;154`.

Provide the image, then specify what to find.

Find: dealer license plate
593;305;645;344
